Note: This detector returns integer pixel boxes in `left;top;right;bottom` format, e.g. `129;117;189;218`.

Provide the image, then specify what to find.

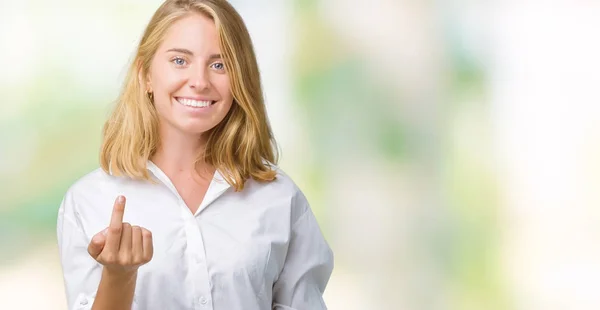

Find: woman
56;0;334;309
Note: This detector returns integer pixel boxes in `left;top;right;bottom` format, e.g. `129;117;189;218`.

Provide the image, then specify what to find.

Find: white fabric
57;161;333;310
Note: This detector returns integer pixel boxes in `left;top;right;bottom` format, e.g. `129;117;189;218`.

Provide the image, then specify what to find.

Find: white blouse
56;161;333;310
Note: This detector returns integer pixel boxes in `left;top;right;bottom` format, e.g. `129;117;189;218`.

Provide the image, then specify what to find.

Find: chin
178;119;223;134
177;125;213;136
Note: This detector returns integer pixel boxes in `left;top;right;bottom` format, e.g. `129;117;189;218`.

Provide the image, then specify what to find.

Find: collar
146;160;231;215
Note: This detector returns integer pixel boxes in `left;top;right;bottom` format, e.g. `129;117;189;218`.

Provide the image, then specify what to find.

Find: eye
171;57;187;67
210;62;225;71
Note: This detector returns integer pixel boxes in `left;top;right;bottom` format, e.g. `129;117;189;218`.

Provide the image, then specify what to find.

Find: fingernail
117;196;125;203
102;228;108;236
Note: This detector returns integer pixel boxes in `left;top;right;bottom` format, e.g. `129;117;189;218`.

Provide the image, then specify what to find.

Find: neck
150;125;214;179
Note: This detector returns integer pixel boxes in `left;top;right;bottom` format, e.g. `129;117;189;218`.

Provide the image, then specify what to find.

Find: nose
189;67;210;91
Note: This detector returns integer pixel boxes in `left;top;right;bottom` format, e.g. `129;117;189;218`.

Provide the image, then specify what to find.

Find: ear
137;61;152;92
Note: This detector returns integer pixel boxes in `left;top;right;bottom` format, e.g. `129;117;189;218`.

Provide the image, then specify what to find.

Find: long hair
100;0;278;191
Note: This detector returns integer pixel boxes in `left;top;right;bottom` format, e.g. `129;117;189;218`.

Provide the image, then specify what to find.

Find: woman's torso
66;162;302;309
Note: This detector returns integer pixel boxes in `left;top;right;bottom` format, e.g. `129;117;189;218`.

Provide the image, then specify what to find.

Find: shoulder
59;167;136;215
244;165;311;222
64;167;114;201
248;165;305;200
57;168;108;229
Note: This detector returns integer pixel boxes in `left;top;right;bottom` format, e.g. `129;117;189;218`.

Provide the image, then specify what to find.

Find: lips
175;97;216;108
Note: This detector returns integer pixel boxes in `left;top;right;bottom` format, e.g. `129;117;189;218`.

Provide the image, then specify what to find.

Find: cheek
151;66;186;95
214;75;233;100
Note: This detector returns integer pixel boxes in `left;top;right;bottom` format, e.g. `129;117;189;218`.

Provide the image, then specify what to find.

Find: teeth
177;98;212;107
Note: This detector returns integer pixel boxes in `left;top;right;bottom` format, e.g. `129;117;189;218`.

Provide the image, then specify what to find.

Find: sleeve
272;196;334;310
56;190;102;310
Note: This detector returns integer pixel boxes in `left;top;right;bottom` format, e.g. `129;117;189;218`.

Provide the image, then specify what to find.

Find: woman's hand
87;196;153;275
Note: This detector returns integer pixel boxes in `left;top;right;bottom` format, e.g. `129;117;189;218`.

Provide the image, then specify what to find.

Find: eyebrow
166;48;222;60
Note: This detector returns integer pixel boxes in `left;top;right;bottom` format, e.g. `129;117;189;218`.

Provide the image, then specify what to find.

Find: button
80;298;88;305
199;296;208;305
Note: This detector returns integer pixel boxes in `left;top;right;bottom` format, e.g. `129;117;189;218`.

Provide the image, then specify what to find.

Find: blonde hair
100;0;278;191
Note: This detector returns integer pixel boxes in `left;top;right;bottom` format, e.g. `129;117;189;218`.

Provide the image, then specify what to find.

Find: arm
57;194;152;310
57;191;101;309
91;268;137;310
272;198;334;309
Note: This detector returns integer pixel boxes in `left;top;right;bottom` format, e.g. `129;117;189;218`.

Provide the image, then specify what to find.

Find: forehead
159;12;220;53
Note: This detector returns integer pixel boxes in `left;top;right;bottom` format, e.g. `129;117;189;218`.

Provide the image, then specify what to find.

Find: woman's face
146;12;233;137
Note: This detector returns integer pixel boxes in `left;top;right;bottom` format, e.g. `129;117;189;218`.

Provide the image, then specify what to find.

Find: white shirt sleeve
272;198;334;310
56;190;101;310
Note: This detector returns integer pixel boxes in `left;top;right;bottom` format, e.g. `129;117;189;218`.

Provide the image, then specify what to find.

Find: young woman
56;1;333;309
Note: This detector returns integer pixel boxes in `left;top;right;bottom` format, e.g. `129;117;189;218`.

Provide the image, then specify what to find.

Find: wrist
102;267;138;282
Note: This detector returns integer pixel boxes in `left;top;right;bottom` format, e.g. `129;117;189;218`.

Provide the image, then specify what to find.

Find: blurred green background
2;1;600;309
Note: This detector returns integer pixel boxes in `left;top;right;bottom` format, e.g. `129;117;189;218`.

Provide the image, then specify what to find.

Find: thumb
87;229;107;259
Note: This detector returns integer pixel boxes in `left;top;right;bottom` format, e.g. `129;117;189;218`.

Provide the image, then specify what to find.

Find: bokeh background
1;0;600;309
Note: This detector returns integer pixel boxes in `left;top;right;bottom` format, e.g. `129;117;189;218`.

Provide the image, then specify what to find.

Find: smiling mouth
175;97;216;108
